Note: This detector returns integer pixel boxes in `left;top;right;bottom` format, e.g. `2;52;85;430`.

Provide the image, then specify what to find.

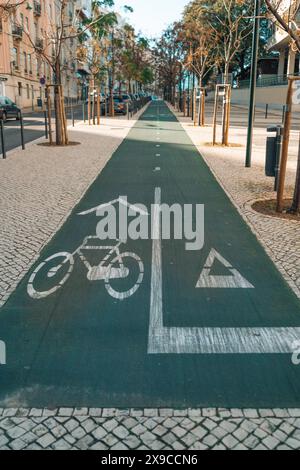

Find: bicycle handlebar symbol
27;237;144;301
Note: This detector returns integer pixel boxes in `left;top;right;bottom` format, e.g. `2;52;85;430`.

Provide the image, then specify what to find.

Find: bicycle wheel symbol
105;252;144;300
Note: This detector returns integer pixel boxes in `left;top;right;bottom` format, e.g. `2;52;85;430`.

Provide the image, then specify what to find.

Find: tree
179;2;218;88
265;0;300;214
6;0;117;144
154;24;184;103
0;0;27;19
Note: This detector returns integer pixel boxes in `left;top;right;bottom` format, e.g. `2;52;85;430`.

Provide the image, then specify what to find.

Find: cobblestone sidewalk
0;408;300;450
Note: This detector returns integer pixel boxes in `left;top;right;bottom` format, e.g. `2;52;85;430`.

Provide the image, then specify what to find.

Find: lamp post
245;0;261;168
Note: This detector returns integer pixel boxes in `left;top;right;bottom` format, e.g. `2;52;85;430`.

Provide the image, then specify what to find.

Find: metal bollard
83;103;86;123
72;106;75;127
20;113;25;150
265;104;269;119
0;119;6;159
44;110;48;139
282;105;286;124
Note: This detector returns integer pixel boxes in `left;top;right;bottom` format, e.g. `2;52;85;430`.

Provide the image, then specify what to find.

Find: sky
113;0;190;38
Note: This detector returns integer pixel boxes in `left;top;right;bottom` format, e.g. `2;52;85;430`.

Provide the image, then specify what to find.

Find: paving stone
103;419;118;432
122;435;141;449
285;437;300;450
75;435;94;450
222;435;239;449
90;442;109;450
58;408;73;417
52;439;72;450
36;433;56;449
262;436;281;450
191;426;208;440
113;425;130;440
92;427;107;440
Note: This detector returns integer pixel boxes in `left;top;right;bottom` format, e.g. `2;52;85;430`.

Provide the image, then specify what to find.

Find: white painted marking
77;198;148;216
148;188;300;354
156;154;161;157
154;167;161;172
196;249;254;289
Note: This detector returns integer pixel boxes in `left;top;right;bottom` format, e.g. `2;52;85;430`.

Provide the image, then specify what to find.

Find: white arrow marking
77;198;149;216
196;249;254;289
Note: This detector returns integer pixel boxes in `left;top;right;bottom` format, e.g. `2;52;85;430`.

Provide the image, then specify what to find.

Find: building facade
0;0;91;110
268;0;300;78
0;0;56;110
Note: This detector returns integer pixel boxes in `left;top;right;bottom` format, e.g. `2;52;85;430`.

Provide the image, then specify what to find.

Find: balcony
35;38;44;51
33;1;42;17
12;24;23;40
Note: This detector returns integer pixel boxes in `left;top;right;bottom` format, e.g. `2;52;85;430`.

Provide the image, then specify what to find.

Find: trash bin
265;125;283;179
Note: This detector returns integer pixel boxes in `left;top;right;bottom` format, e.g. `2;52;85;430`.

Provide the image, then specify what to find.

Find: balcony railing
237;74;300;89
12;24;23;39
33;1;42;16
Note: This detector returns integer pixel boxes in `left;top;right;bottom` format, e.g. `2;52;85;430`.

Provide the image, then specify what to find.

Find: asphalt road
0;105;85;155
0;101;300;409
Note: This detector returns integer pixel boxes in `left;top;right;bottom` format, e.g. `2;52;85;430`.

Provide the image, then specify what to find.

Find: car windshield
114;97;123;102
122;95;130;100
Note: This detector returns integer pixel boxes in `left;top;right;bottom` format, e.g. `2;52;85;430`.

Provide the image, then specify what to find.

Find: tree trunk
289;144;300;214
54;60;67;145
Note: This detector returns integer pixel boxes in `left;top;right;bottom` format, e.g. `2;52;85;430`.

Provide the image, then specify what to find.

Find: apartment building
0;0;55;110
0;0;91;110
268;0;300;77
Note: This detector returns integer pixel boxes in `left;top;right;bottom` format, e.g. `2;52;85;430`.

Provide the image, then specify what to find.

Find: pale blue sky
114;0;189;38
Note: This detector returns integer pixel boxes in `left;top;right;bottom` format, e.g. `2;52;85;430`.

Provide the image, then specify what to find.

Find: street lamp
245;0;262;168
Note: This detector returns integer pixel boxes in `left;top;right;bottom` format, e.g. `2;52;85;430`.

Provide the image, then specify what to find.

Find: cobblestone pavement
170;103;300;299
0;408;300;450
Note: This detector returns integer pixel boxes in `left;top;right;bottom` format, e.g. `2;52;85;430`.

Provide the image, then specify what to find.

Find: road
0;101;300;409
0;105;85;155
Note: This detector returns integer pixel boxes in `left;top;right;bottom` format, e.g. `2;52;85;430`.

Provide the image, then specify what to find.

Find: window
28;54;32;74
18;82;22;97
24;52;27;73
27;84;30;99
12;47;19;69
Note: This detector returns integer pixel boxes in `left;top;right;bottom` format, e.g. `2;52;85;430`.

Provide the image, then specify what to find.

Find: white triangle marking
196;249;254;289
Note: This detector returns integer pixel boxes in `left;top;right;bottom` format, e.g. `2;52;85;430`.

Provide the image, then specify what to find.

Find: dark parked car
113;96;126;115
0;96;21;121
121;94;134;111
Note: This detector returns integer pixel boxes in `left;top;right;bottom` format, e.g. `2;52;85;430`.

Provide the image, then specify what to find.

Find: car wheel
16;112;21;121
2;112;7;123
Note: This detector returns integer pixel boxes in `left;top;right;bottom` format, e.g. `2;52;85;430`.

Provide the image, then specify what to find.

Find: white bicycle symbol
27;237;144;301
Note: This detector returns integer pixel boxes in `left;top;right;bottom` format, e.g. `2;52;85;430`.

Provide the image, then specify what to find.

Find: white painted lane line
153;167;161;172
156;154;161;157
148;188;300;354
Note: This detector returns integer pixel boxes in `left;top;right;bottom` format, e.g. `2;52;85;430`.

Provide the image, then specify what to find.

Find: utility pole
245;0;261;168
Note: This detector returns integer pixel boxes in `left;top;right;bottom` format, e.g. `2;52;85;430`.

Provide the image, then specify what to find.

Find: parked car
121;94;134;111
113;96;126;115
0;96;21;121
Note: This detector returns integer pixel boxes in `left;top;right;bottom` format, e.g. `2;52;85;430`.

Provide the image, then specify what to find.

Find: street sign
40;77;46;86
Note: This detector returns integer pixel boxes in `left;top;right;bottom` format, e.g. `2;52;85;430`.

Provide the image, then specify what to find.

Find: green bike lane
1;101;300;408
